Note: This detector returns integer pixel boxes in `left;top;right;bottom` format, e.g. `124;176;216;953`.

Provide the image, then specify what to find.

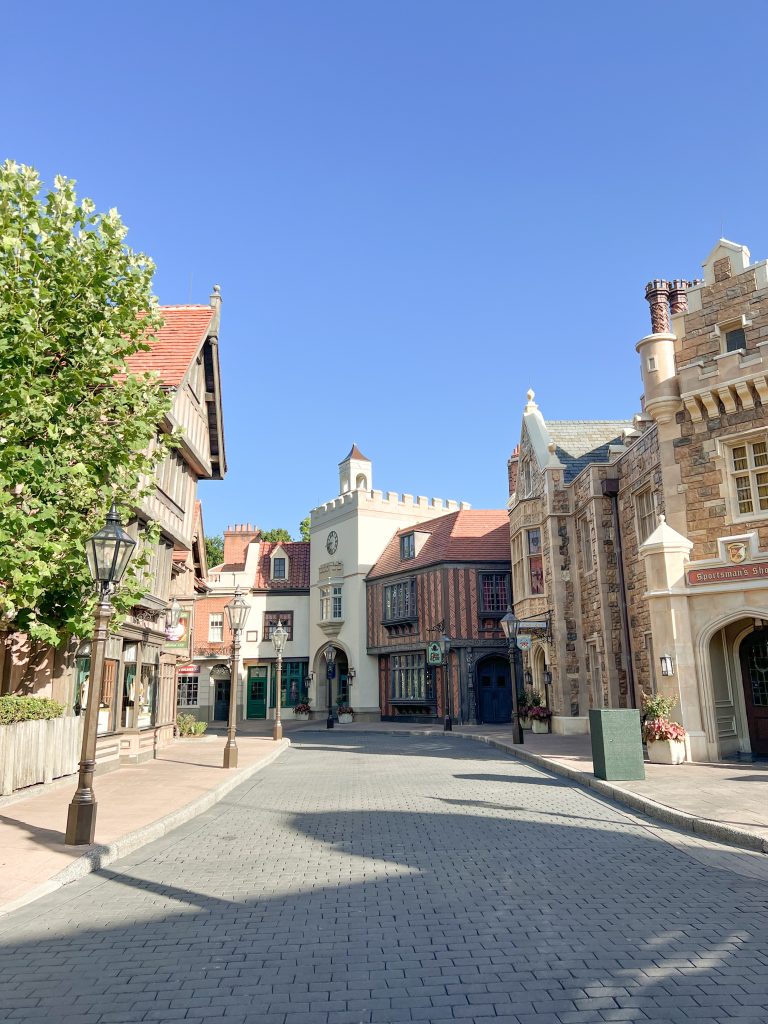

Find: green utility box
589;709;645;781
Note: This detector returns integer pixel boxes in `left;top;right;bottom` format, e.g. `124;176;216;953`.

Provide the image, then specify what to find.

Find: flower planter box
338;713;353;724
519;716;532;730
294;711;310;721
0;715;83;795
531;720;549;734
646;738;686;765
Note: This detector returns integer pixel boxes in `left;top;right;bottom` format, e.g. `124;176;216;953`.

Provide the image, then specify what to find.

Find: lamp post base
272;721;283;741
511;719;524;745
65;799;97;846
223;742;239;769
326;714;334;729
444;715;452;732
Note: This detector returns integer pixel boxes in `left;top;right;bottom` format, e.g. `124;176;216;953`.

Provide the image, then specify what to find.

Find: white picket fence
0;715;83;796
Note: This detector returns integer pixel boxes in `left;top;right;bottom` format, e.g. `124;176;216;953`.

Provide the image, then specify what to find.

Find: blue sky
3;2;768;538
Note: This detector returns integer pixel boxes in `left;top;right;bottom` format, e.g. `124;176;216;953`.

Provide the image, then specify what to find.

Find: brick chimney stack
223;523;260;566
668;279;689;316
644;279;671;333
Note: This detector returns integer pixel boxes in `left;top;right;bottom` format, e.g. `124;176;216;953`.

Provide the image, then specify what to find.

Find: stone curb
303;727;768;856
0;739;291;918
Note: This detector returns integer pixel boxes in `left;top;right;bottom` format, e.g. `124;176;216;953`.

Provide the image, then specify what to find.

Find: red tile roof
368;510;510;579
125;305;214;387
340;443;370;463
254;542;310;591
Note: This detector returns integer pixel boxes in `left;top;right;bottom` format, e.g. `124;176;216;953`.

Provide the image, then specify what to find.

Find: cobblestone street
1;733;767;1024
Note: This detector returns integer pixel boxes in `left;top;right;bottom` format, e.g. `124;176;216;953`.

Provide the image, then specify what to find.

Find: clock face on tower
326;531;338;555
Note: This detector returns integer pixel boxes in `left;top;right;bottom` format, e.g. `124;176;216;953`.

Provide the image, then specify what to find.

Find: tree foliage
205;534;224;568
260;527;293;543
0;161;172;645
299;516;310;542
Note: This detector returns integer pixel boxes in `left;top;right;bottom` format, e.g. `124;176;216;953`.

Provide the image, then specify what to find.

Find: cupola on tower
338;443;372;494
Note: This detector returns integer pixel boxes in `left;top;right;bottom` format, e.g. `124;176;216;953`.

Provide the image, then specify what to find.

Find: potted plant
642;693;686;765
528;705;552;734
293;702;311;720
337;705;354;724
175;713;208;737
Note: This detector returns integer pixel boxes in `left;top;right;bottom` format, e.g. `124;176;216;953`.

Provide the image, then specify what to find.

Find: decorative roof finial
527;388;535;403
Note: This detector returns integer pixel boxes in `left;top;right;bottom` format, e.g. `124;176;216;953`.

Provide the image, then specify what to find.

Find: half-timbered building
366;510;512;724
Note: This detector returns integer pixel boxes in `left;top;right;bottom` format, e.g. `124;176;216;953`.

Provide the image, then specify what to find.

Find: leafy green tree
205;534;224;567
299;516;310;542
260;528;293;543
0;161;172;646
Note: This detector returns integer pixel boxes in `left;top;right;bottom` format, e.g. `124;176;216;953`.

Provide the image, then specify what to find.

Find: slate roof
254;542;310;591
367;510;510;580
125;305;214;387
546;420;634;483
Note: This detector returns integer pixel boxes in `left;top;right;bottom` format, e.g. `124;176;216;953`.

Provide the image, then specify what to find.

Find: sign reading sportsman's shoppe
688;562;768;585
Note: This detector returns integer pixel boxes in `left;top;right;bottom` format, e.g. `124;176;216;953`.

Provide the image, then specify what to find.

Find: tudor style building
366;510;512;724
80;292;227;764
508;239;768;761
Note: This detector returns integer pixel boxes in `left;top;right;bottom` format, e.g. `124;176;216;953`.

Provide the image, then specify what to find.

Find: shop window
177;676;199;707
390;653;431;703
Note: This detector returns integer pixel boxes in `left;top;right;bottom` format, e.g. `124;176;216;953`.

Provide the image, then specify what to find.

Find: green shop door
247;666;268;719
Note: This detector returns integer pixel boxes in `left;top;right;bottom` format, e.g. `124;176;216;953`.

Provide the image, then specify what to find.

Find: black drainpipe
601;477;637;709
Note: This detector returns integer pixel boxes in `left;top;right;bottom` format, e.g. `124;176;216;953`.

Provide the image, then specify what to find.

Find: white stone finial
659;513;666;524
527;388;535;402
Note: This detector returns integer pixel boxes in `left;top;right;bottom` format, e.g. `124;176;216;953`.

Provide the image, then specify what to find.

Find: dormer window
270;547;289;581
400;533;415;560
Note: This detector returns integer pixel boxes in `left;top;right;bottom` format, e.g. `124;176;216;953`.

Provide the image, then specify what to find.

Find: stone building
508;239;768;761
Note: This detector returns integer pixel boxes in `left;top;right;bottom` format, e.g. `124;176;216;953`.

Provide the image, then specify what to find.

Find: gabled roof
546;420;634;483
254;542;310;591
367;510;509;580
126;306;215;387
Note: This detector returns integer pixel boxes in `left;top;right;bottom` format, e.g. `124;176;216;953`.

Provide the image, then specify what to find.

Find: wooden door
477;657;512;724
248;667;267;719
214;679;230;721
739;629;768;756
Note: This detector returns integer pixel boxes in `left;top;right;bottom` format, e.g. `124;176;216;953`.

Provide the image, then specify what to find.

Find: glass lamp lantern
85;504;136;587
500;606;519;642
225;587;250;632
272;620;288;654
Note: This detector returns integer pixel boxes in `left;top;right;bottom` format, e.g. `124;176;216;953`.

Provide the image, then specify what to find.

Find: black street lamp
66;504;136;846
272;619;288;741
500;606;524;745
223;586;250;768
324;644;336;729
439;633;452;732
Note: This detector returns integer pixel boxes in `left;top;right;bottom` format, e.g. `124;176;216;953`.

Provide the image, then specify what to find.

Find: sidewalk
0;728;291;916
292;721;768;854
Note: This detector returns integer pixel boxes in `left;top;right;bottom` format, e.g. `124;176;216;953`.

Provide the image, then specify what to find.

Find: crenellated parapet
310;489;471;525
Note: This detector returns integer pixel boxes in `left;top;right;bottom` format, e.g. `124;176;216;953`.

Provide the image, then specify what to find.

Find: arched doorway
476;655;511;724
316;644;349;719
211;664;231;721
739;629;768;756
